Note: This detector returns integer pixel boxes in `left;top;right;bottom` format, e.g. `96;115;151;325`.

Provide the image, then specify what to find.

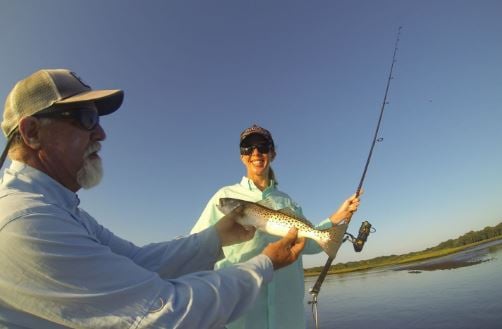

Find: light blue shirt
0;161;274;329
191;177;332;329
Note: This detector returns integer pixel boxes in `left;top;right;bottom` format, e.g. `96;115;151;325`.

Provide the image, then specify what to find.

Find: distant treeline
429;222;502;251
305;221;502;274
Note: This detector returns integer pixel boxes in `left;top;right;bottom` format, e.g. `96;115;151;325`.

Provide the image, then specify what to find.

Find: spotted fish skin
217;198;347;258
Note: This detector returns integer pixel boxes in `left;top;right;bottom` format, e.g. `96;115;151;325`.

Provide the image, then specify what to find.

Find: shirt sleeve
0;210;274;329
140;255;274;329
79;208;223;278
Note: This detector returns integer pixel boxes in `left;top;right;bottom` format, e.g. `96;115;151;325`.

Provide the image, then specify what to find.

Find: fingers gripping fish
217;198;347;258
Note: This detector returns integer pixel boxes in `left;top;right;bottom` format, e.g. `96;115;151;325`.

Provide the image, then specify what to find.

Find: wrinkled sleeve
80;209;223;278
140;255;273;329
0;211;274;329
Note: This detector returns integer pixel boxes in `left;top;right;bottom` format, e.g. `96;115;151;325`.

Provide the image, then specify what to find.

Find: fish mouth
218;198;246;214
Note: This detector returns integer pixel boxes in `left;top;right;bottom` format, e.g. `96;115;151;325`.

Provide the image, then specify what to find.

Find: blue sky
1;0;501;268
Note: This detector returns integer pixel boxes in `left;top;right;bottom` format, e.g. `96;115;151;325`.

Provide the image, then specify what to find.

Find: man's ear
18;116;42;149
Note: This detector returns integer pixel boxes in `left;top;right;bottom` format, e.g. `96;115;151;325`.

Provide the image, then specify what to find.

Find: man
0;69;305;329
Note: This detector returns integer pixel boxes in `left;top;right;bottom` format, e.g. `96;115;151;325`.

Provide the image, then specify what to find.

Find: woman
191;124;360;329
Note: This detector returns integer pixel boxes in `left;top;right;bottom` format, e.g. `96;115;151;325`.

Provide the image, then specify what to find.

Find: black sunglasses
240;143;273;155
34;108;99;131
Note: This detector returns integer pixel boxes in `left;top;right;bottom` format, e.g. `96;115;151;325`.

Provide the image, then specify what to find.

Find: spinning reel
344;220;375;252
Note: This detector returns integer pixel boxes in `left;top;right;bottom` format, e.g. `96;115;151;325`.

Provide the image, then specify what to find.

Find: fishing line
308;26;402;329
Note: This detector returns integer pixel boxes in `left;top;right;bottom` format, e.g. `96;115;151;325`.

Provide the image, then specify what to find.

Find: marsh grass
304;235;502;276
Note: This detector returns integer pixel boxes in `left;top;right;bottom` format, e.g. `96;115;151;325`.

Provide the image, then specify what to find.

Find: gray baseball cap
2;69;124;138
0;69;124;169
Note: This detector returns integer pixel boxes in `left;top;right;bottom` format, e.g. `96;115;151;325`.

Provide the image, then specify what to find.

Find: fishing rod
308;26;402;329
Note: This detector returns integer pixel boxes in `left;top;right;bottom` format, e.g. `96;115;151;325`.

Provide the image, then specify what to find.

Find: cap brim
240;132;273;145
55;89;124;116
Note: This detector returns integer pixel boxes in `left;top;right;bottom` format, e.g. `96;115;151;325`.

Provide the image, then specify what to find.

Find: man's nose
92;123;106;141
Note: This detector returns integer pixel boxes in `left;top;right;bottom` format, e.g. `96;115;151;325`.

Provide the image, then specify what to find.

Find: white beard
77;142;103;189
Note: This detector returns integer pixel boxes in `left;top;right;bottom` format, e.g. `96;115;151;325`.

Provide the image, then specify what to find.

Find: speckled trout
217;198;348;258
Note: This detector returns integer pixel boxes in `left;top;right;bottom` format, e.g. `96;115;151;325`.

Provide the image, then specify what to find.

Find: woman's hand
329;191;363;224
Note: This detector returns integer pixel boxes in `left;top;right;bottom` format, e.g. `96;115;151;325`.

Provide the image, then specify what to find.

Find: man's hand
262;228;306;270
329;191;363;224
214;206;256;247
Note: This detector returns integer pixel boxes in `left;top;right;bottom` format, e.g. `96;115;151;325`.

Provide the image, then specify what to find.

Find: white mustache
84;142;101;158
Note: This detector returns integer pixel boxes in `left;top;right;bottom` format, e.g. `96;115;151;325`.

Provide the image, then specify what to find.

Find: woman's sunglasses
240;143;273;155
34;108;99;131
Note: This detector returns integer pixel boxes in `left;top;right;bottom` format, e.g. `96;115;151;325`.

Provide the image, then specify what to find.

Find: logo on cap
70;71;91;88
240;124;274;145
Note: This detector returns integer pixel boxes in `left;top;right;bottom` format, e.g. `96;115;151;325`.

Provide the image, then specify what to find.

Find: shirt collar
5;161;80;211
239;176;277;192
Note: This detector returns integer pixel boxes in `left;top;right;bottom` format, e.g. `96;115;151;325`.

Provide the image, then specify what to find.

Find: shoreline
304;236;502;277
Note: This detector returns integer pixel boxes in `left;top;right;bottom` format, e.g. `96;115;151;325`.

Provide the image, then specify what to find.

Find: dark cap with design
239;124;274;146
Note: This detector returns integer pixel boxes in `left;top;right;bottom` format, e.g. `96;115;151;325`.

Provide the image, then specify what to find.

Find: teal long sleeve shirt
191;177;332;329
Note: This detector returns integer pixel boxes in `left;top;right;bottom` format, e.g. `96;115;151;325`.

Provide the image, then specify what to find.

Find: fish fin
318;223;348;258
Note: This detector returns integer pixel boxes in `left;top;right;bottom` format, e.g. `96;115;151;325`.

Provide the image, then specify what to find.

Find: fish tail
318;223;348;258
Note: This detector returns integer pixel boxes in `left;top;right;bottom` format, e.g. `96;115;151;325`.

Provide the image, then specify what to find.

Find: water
304;240;502;329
